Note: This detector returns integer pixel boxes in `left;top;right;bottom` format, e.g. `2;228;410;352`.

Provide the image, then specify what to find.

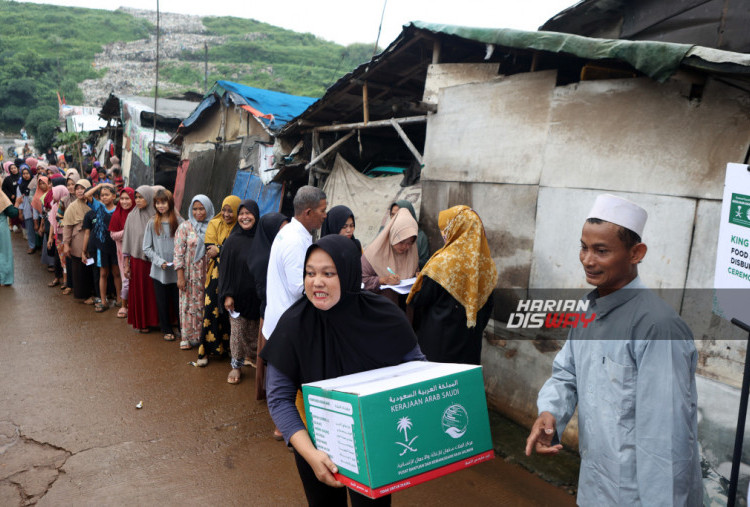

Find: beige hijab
60;179;92;226
363;207;418;279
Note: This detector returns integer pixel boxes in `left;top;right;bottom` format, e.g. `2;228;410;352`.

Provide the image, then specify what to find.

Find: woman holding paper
173;194;214;349
262;234;424;506
142;189;183;342
361;207;419;312
218;199;261;384
61;179;93;300
407;206;497;365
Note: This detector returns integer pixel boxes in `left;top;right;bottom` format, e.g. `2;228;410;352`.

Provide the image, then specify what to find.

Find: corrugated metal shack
98;94;198;190
280;20;750;480
170;80;316;215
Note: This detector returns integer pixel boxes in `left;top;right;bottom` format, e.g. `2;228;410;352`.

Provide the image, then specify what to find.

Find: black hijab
260;234;417;386
321;204;361;251
218;199;261;319
2;166;19;202
247;212;288;307
18;166;32;197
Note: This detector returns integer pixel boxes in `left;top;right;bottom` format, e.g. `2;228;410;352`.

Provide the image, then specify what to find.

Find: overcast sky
23;0;578;46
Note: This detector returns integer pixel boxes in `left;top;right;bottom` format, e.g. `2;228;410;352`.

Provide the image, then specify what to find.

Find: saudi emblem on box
302;361;494;498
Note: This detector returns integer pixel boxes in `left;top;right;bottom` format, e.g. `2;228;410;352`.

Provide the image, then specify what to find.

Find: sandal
61;287;72;295
48;279;60;287
82;297;97;305
179;340;192;350
227;369;241;384
116;307;128;318
163;333;176;341
139;328;150;334
94;302;108;313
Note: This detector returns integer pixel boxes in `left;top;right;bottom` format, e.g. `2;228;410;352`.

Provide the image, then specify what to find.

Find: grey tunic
142;219;183;284
536;276;701;506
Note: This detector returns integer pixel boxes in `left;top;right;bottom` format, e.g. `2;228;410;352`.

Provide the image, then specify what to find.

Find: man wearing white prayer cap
526;194;701;506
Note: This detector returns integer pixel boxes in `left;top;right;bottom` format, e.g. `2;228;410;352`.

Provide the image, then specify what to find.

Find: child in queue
142;189;183;341
109;188;135;318
84;183;121;312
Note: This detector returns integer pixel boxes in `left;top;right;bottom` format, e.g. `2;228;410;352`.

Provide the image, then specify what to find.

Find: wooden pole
308;131;319;185
390;118;423;165
308;115;426;133
363;83;369;125
305;130;355;170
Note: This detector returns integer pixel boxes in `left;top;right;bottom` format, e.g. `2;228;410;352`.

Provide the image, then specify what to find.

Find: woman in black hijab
247;212;288;400
261;234;424;506
321;204;361;252
218;199;261;384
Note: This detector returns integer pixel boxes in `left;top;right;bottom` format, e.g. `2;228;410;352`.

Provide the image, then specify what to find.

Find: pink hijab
49;185;70;235
31;175;49;213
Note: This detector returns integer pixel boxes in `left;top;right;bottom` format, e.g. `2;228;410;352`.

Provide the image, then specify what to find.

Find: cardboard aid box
302;361;494;498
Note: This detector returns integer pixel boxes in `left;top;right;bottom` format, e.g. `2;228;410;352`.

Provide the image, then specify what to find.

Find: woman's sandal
116;307;127;318
61;287;72;295
163;333;176;341
94;302;108;313
139;328;150;334
179;340;192;350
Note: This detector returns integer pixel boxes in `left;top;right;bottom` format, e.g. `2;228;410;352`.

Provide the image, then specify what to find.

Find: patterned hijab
48;185;70;235
407;205;498;327
363;207;418;279
188;194;215;262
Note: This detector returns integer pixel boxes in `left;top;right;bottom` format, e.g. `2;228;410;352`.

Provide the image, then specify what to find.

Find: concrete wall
420;68;750;464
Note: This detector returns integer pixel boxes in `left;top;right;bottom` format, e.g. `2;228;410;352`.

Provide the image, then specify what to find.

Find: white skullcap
586;194;647;238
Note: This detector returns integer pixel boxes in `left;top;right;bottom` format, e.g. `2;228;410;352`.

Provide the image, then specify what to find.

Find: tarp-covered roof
179;80;317;135
279;21;750;136
412;21;750;82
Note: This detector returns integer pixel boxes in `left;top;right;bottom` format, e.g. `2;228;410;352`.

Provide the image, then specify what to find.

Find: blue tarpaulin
231;171;284;217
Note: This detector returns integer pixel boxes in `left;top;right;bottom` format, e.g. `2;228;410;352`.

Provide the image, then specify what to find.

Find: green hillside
0;1;151;142
0;2;380;149
172;16;375;97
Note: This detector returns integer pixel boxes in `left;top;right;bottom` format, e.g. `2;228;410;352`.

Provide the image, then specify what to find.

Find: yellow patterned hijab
407;205;498;327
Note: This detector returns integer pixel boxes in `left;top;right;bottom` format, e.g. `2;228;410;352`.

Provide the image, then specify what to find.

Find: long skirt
0;217;13;285
115;240;129;300
229;316;258;369
127;257;159;330
70;256;94;299
198;275;230;360
40;228;55;266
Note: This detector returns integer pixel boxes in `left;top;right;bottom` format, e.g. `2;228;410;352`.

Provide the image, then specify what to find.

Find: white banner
713;162;750;324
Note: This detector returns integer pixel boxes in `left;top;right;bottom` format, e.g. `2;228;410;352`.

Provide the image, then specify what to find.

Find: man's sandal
94;302;108;312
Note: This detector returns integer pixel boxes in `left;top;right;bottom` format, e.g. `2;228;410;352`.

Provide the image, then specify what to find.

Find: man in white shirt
262;185;327;340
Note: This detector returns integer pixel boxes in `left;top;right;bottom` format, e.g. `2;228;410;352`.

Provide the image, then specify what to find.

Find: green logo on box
729;193;750;229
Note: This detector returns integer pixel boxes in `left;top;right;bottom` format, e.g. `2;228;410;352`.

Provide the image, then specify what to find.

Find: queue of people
2;154;704;505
